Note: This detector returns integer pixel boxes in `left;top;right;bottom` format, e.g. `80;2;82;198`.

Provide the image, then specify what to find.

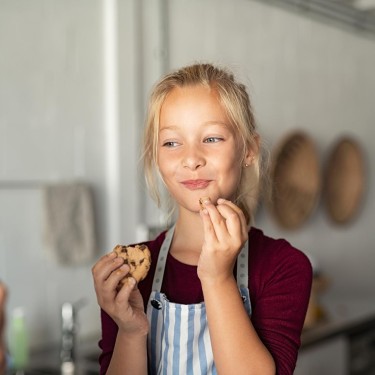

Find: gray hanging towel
43;181;97;265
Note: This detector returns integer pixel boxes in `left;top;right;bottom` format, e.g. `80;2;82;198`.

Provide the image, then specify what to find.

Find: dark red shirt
98;227;312;374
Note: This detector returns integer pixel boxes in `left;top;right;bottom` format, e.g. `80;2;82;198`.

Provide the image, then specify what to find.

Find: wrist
199;273;236;288
117;327;148;342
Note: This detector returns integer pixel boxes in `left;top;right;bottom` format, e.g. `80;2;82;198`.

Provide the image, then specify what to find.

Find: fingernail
199;196;211;210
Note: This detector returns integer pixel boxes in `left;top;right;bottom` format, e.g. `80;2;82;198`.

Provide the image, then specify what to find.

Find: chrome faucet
60;299;87;374
60;302;76;374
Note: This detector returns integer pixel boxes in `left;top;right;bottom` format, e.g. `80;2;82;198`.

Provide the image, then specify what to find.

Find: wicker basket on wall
268;131;321;230
323;136;366;225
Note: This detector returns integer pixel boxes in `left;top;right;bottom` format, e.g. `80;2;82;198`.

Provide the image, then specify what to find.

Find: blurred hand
92;252;149;337
0;282;8;375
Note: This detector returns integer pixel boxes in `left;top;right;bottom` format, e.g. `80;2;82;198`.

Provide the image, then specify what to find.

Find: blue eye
162;141;179;147
204;137;222;143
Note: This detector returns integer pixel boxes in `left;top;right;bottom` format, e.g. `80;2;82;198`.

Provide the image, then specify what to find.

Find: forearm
202;277;275;375
106;331;147;375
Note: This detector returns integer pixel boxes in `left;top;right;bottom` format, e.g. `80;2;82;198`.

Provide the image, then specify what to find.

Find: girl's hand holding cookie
92;251;149;337
198;198;248;284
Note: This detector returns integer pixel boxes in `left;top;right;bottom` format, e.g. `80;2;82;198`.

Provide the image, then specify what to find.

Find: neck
169;208;204;265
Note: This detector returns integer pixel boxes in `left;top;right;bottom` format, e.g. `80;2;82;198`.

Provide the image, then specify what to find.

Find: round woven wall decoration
269;131;321;230
324;137;365;225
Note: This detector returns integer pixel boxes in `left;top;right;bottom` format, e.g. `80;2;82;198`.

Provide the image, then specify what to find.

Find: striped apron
146;226;252;375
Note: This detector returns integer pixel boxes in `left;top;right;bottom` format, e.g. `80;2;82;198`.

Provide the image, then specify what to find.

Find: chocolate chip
121;246;128;253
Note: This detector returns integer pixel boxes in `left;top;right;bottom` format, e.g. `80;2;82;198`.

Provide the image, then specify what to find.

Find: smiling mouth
180;179;211;190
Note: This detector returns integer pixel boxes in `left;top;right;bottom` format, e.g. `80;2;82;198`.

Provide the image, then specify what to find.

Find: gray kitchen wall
0;0;106;348
0;0;374;351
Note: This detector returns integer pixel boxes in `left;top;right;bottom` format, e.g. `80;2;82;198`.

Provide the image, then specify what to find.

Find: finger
217;198;243;214
116;277;136;304
217;199;247;222
95;263;131;308
92;252;123;284
104;264;131;293
199;206;219;244
0;284;7;307
93;256;128;303
216;204;243;243
92;251;117;276
202;199;228;236
217;199;248;238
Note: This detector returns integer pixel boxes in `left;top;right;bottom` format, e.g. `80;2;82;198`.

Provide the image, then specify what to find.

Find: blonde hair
142;63;262;224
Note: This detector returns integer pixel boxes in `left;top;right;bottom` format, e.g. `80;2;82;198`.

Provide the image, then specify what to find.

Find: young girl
92;63;312;375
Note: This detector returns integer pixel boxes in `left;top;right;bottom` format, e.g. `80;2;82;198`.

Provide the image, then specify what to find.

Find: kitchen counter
14;334;101;375
297;297;375;374
301;296;375;349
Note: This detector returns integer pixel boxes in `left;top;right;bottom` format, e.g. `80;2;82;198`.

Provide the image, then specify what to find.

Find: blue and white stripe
147;293;219;375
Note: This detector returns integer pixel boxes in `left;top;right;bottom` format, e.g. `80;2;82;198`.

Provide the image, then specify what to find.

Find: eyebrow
159;121;230;132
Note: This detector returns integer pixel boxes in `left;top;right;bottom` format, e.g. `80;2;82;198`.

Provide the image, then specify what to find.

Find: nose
182;146;206;170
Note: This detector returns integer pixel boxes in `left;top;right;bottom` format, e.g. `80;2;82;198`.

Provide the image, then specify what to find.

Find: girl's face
157;85;248;213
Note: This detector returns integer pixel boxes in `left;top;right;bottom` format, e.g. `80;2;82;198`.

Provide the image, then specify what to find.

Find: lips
180;179;211;190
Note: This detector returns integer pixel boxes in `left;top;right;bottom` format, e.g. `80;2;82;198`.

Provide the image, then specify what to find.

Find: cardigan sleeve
250;237;313;375
98;309;118;375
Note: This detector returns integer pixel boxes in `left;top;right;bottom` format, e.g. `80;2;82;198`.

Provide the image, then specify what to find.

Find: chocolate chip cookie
113;244;151;287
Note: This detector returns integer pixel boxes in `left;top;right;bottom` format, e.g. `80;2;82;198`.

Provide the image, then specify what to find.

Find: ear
244;134;260;165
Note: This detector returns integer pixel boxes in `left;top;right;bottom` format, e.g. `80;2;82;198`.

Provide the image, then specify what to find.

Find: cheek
221;155;243;185
157;152;168;172
157;155;176;181
220;151;241;172
229;166;243;185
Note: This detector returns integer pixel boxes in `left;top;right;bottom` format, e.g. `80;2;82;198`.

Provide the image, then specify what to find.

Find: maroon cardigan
98;227;312;374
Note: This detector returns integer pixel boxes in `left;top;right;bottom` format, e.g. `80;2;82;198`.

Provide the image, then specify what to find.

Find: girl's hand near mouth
198;198;248;284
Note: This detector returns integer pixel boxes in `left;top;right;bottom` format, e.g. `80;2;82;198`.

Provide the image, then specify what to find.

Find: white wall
0;0;374;351
0;0;141;349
